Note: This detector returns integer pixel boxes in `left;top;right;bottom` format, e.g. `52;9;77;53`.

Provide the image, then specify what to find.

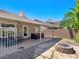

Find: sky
0;0;76;21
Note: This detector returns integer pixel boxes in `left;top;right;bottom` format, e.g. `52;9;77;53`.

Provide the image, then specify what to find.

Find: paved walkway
35;39;79;59
0;38;60;59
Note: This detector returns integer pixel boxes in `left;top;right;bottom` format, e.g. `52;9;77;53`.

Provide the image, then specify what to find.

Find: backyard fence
44;29;75;39
0;27;17;57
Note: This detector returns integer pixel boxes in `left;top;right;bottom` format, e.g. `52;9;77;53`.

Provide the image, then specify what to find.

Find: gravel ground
0;38;60;59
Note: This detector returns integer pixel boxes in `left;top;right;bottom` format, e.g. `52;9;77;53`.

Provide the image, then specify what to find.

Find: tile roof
47;21;60;27
0;10;60;28
0;10;42;25
34;19;55;28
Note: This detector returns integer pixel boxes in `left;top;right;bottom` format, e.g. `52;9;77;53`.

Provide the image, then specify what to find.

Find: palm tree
60;0;79;42
73;0;79;42
60;0;79;39
60;9;77;38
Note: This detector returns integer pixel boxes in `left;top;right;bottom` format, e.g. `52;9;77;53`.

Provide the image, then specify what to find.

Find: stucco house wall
0;18;41;39
17;22;40;38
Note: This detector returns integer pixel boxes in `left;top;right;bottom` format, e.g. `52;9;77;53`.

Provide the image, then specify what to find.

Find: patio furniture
31;33;44;39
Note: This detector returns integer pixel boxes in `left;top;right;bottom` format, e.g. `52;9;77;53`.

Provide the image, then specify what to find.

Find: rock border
55;43;76;54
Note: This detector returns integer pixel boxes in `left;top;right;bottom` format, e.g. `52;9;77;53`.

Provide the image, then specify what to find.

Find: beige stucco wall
17;22;40;38
0;18;41;39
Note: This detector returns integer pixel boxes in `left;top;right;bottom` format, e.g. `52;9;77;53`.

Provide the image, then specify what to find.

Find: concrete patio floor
0;37;60;59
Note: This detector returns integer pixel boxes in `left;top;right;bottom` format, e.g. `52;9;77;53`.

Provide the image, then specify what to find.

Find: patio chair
31;33;44;39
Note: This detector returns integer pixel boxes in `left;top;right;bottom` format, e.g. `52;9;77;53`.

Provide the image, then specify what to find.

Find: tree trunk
68;28;74;39
74;29;78;33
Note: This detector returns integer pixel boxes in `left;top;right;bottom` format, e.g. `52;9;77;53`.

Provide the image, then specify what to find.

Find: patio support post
40;26;42;41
